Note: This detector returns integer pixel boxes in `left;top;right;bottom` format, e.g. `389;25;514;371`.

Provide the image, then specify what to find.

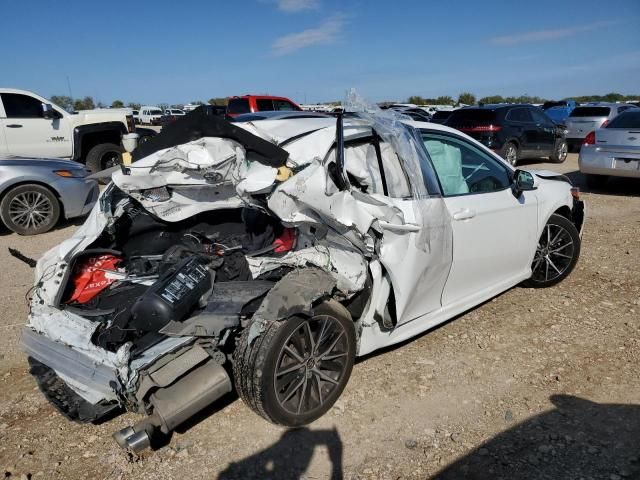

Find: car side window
530;108;551;125
274;100;296;111
506;107;532;123
256;99;274;111
1;93;45;118
421;133;512;196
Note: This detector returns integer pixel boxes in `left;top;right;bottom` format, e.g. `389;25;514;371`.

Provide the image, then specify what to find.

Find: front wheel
523;213;580;288
85;143;124;174
0;184;60;235
550;140;568;163
234;300;356;427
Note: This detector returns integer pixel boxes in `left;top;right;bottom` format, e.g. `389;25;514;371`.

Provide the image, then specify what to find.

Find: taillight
459;125;502;133
601;119;609;128
583;131;596;145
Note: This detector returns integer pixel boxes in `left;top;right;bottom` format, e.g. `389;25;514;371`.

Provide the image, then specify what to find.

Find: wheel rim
274;315;349;415
557;142;568;161
505;145;517;166
102;151;121;169
8;191;53;231
531;223;574;282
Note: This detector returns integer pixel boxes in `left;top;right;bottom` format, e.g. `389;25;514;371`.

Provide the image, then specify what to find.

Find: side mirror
512;169;537;197
42;103;59;119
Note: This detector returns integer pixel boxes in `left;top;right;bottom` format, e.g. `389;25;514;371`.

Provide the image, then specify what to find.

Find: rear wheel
0;184;60;235
523;213;580;288
501;142;519;166
550;140;568;163
85;143;124;174
234;300;356;427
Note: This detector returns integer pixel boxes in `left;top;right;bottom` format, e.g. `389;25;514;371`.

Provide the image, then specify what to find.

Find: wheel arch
73;123;126;162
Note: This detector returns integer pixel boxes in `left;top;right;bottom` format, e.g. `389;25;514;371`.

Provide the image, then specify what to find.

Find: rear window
570;107;610;117
606;111;640;129
227;98;251;114
446;109;497;125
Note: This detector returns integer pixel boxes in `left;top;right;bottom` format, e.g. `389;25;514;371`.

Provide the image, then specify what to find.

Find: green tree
208;97;228;106
127;102;141;110
111;100;124;108
191;100;205;106
457;92;476;105
50;95;73;112
73;96;95;111
435;95;454;105
407;95;426;105
478;95;505;104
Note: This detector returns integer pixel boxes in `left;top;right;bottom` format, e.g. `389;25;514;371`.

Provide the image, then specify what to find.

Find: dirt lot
1;153;638;479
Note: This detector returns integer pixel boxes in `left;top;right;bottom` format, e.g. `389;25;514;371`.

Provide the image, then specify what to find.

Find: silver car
0;157;99;235
579;110;640;188
565;103;639;151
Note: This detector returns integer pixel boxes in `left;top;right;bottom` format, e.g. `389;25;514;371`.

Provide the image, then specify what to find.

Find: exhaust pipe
113;360;231;451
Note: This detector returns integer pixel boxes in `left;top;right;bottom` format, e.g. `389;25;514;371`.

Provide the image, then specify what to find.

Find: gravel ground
0;153;638;480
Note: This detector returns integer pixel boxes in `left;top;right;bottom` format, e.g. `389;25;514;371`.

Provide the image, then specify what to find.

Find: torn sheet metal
253;267;336;322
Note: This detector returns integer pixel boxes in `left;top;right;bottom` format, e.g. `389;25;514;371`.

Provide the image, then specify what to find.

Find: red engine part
67;254;122;304
273;228;296;253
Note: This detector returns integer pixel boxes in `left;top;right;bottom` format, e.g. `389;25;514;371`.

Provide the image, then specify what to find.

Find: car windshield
606;111;640;129
150;110;163;115
570;107;610;117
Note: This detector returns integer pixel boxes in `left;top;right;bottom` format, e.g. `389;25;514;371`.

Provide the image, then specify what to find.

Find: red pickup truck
226;95;302;118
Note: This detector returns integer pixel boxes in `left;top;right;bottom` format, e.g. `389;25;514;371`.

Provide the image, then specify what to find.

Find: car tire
0;184;60;235
85;143;124;174
585;174;608;190
522;213;580;288
233;300;356;427
550;140;568;163
501;142;519;166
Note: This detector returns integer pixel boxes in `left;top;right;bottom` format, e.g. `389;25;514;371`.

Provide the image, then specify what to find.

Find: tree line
404;92;640;106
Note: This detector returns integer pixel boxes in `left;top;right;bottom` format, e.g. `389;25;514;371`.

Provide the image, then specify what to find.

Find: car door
340;136;453;325
420;130;538;307
530;107;556;155
0;92;72;158
505;107;536;155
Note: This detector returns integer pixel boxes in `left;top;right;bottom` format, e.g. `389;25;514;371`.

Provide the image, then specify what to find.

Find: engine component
129;256;213;332
67;254;122;304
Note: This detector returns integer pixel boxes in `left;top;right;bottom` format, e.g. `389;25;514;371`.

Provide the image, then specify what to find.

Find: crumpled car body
23;96;585;450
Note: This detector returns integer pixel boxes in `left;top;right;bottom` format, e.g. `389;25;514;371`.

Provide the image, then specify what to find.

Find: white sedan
22;101;584;451
579;110;640;188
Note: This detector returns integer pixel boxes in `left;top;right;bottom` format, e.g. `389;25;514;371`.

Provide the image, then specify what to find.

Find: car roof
230;95;297;101
232;111;330;121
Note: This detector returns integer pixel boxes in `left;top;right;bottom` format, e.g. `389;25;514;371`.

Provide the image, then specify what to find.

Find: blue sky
2;0;639;105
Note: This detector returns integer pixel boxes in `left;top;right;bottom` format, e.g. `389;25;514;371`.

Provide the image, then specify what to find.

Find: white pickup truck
0;89;138;172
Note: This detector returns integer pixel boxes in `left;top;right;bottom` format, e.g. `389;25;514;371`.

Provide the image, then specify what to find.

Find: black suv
445;104;568;166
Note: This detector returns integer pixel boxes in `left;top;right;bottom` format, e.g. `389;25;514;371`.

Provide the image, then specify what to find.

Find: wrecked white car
23;97;584;451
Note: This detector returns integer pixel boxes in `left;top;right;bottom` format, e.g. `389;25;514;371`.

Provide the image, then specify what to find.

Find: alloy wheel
505;144;517;166
274;314;349;415
8;191;54;232
557;142;568;162
102;151;122;169
531;223;575;283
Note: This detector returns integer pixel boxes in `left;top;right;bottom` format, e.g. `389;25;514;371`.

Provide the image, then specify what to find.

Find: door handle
452;208;476;221
6;124;23;128
378;220;421;232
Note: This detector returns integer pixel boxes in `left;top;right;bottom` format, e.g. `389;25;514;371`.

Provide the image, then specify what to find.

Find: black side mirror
512;169;536;197
42;103;59;119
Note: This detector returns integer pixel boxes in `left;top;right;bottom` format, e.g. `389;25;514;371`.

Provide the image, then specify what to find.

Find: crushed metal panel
132;107;289;167
254;267;337;322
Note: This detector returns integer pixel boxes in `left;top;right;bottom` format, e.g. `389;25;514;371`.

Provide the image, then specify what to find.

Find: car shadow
431;395;640;479
216;427;344;480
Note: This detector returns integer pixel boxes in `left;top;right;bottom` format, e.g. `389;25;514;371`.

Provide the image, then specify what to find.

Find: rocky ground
0;153;638;480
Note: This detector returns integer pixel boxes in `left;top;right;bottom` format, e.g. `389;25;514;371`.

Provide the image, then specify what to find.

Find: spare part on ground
22;91;585;451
